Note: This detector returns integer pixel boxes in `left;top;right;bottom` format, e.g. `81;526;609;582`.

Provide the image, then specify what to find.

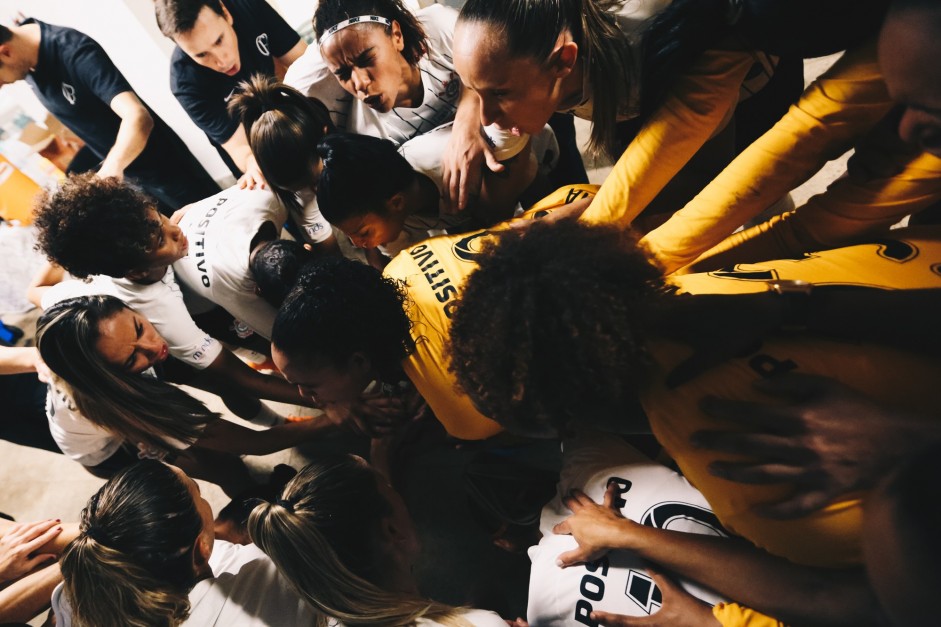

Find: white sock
248;403;285;427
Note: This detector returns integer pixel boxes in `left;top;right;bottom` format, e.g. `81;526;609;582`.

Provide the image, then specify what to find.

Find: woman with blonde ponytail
53;460;316;626
249;455;507;626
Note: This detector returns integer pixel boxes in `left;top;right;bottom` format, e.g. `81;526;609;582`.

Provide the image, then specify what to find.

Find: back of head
249;239;314;308
248;455;455;625
227;75;334;209
315;133;415;225
62;460;203;627
33;173;158;278
448;220;665;436
154;0;223;38
0;24;11;44
314;0;427;65
36;295;216;454
458;0;632;158
272;257;413;376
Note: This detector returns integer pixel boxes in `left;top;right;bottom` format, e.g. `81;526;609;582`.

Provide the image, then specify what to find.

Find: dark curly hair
272;257;414;378
448;220;666;436
250;239;315;308
314;0;427;66
33;173;160;278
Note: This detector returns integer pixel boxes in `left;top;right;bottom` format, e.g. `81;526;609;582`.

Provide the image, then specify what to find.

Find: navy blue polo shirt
169;0;300;146
25;19;133;162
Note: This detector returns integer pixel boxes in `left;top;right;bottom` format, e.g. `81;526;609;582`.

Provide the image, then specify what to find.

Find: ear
191;535;212;576
389;19;405;52
0;42;12;62
347;351;372;377
550;40;579;78
220;2;234;25
385;191;408;217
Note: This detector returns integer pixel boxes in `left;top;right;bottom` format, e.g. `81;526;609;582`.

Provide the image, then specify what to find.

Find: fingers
699;396;800;434
692;431;813;462
555;547;592;568
591;610;647;626
561;489;596;513
750;372;832;401
708;460;812;485
483;147;505;173
602;481;619;510
21;520;63;552
552;519;571;536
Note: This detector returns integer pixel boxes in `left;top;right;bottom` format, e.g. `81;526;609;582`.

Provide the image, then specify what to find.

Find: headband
320;15;393;46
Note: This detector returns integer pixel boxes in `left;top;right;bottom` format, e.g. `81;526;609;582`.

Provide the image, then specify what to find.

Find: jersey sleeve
641;40;895;274
248;0;301;58
712;603;787;627
71;36;133;107
291;191;335;244
579;48;758;227
172;77;240;146
688;148;941;272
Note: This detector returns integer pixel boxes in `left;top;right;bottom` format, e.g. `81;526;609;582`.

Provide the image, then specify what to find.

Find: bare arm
442;87;504;213
195;414;333;456
0;563;61;624
0;347;40;375
203;349;316;408
97;92;154;180
221;125;267;190
555;486;883;627
27;261;65;309
276;39;307;69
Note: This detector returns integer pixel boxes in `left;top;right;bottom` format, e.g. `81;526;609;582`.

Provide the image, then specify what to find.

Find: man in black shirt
155;0;306;187
0;20;220;215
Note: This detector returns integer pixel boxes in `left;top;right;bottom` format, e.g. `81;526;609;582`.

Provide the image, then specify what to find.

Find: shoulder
418;3;458;36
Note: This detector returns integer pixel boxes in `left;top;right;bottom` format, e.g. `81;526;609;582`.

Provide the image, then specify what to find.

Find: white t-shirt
52;541;317;626
41;273;222;370
527;431;727;626
174;187;286;340
45;383;121;466
334;609;507;627
379;122;559;256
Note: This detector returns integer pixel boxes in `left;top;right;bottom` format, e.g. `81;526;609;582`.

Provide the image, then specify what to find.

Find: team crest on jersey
256;33;270;56
624;570;662;614
62;83;76;105
640;501;726;536
452;231;490;263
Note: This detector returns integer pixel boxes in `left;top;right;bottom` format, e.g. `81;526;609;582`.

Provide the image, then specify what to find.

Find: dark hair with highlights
314;0;427;66
154;0;224;38
228;75;334;211
61;460;203;627
250;239;315;308
272;257;414;379
33;173;160;278
315;133;416;226
448;220;666;435
458;0;633;158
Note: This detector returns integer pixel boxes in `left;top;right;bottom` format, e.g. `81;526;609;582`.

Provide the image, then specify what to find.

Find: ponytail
61;461;203;627
228;75;334;210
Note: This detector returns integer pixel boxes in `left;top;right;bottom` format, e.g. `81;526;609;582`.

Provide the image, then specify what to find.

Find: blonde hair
249;456;471;627
37;295;217;456
61;460;202;627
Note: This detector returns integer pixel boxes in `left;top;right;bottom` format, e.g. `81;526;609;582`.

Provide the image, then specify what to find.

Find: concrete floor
0;54;847;624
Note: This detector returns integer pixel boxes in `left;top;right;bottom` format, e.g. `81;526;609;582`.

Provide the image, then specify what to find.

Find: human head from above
33;173;187;280
454;0;631;156
315;133;417;249
228;75;334;210
249;238;315;308
448;220;667;438
313;0;427;113
0;23;33;86
60;460;214;627
863;441;941;626
271;257;413;407
37;295;214;454
155;0;242;76
248;454;469;627
879;0;941;156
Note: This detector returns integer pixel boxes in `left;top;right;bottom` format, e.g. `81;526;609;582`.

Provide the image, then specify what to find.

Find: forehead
176;5;230;50
320;24;388;65
94;309;136;363
453;24;539;88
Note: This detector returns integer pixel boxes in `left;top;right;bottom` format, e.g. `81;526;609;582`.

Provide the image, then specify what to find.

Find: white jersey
174;187;287;340
527;431;727;626
41;273;222;369
335;609;506;627
287;4;463;144
380;122;560;256
45;384;121;466
52;541;317;626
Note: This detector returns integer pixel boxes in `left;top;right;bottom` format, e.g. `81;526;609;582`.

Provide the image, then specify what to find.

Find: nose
139;335;163;365
297;384;319;404
349;235;367;249
351;68;371;96
479;97;500;128
897;107;941;153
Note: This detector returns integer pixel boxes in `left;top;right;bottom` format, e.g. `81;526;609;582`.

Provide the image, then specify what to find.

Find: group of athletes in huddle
0;0;940;624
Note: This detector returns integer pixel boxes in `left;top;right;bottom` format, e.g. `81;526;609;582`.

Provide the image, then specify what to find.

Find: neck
128;265;169;285
410;174;438;215
13;23;41;70
249;221;278;266
396;61;424;109
556;57;587;111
